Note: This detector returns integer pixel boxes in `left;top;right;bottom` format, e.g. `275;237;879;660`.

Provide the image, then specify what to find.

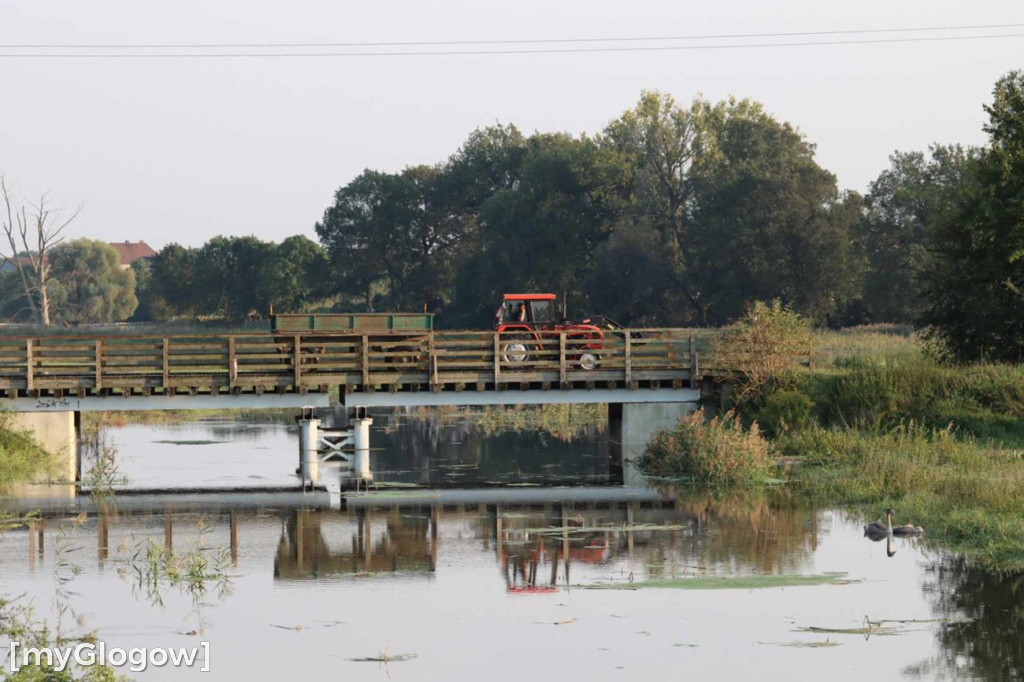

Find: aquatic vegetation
115;517;233;632
581;573;851;590
636;409;775;488
348;652;418;663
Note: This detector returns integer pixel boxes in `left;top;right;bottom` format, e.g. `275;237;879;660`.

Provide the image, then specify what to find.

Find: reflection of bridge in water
6;490;822;590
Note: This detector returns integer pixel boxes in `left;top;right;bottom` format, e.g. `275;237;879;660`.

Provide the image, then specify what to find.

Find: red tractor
493;293;604;370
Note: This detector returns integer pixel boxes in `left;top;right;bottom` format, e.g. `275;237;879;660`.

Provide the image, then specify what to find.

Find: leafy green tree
451;133;618;324
861;146;982;322
259;235;329;313
688;102;863;324
594;91;712;323
48;239;137;324
193;236;275;319
920;71;1024;361
317;166;466;313
142;243;197;321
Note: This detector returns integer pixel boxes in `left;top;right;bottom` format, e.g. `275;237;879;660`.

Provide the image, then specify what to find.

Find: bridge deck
0;328;700;402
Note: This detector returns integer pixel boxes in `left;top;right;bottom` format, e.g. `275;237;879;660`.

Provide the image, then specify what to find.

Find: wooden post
162;338;170;390
361;334;370;387
293;335;301;388
493;333;501;385
228;337;236;389
624;332;632;386
559;332;566;386
94;339;102;390
26;339;33;392
689;332;699;381
429;333;437;389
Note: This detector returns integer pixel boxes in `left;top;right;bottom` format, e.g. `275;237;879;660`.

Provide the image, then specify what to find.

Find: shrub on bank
0;412;55;490
637;409;774;488
741;359;1024;446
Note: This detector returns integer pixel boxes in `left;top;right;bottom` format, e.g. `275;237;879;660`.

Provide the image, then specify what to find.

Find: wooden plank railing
0;328;703;396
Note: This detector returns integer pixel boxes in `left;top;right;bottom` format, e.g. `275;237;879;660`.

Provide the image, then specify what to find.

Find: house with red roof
109;241;157;270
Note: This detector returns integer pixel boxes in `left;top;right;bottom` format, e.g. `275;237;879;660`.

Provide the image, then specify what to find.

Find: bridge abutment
10;411;80;485
611;401;698;486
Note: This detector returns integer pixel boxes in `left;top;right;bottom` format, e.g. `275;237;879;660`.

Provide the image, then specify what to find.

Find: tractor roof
502;293;557;301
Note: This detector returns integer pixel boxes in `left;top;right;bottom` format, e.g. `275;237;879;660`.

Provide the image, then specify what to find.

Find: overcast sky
2;1;1022;249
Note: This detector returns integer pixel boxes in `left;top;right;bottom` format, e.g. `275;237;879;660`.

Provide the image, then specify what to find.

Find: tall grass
637;409;775;488
780;424;1024;570
754;359;1024;446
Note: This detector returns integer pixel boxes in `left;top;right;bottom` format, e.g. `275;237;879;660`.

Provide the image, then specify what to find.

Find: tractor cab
495;293;558;328
493;292;604;370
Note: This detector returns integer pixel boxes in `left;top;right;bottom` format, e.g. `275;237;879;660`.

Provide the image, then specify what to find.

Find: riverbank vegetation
0;412;57;492
639;303;1024;570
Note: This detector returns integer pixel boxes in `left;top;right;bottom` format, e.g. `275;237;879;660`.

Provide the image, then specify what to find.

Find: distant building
0;255;37;274
109;241;157;270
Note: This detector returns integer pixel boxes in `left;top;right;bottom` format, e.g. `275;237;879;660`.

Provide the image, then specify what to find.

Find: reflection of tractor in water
493;293;606;370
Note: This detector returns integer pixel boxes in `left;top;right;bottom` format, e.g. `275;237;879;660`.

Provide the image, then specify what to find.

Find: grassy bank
770;358;1024;570
642;330;1024;570
780;425;1024;570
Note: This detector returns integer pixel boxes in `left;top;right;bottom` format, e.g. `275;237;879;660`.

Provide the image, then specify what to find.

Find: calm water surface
0;413;1021;681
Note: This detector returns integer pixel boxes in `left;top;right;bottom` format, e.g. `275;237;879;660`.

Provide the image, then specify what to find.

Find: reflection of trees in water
905;555;1024;681
370;411;615;486
638;491;815;577
646;490;820;575
409;405;607;443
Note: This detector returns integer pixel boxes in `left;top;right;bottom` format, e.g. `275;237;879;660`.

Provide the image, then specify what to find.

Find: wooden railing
0;329;698;397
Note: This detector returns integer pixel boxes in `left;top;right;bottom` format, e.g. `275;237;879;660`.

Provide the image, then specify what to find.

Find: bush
710;300;813;397
636;408;775;488
757;389;815;436
0;411;54;490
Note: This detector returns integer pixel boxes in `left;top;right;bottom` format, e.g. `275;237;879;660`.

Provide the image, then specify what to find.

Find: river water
0;412;1021;681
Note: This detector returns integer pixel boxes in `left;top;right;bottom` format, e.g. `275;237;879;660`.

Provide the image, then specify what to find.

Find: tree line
3;71;1023;361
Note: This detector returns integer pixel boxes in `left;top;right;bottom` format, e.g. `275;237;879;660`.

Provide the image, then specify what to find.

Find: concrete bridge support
351;416;373;483
9;411;79;485
297;414;321;487
610;401;699;486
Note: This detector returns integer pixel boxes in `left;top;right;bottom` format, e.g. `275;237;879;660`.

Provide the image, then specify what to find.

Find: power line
1;22;1023;49
0;32;1021;58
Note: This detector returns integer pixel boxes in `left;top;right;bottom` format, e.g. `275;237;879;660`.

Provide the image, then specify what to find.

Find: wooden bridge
0;328;703;410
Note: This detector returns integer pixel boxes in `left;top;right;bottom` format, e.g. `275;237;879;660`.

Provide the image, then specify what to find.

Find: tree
0;176;80;325
861;146;982;322
48;239;137;324
192;236;275;320
317;166;467;313
260;235;329;313
920;71;1024;361
687;102;863;324
451;133;618;324
141;243;197;321
595;92;712;323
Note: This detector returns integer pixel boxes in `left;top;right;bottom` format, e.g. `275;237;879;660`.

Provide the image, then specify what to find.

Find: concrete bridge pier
9;411;80;487
297;411;321;488
351;415;374;483
610;401;699;486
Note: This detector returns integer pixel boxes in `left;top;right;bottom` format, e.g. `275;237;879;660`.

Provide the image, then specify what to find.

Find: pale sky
2;1;1022;249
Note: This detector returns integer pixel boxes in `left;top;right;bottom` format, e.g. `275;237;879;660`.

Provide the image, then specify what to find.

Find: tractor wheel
501;335;534;365
578;352;601;371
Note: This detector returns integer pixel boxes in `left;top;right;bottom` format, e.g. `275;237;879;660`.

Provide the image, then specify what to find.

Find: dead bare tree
0;176;81;325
